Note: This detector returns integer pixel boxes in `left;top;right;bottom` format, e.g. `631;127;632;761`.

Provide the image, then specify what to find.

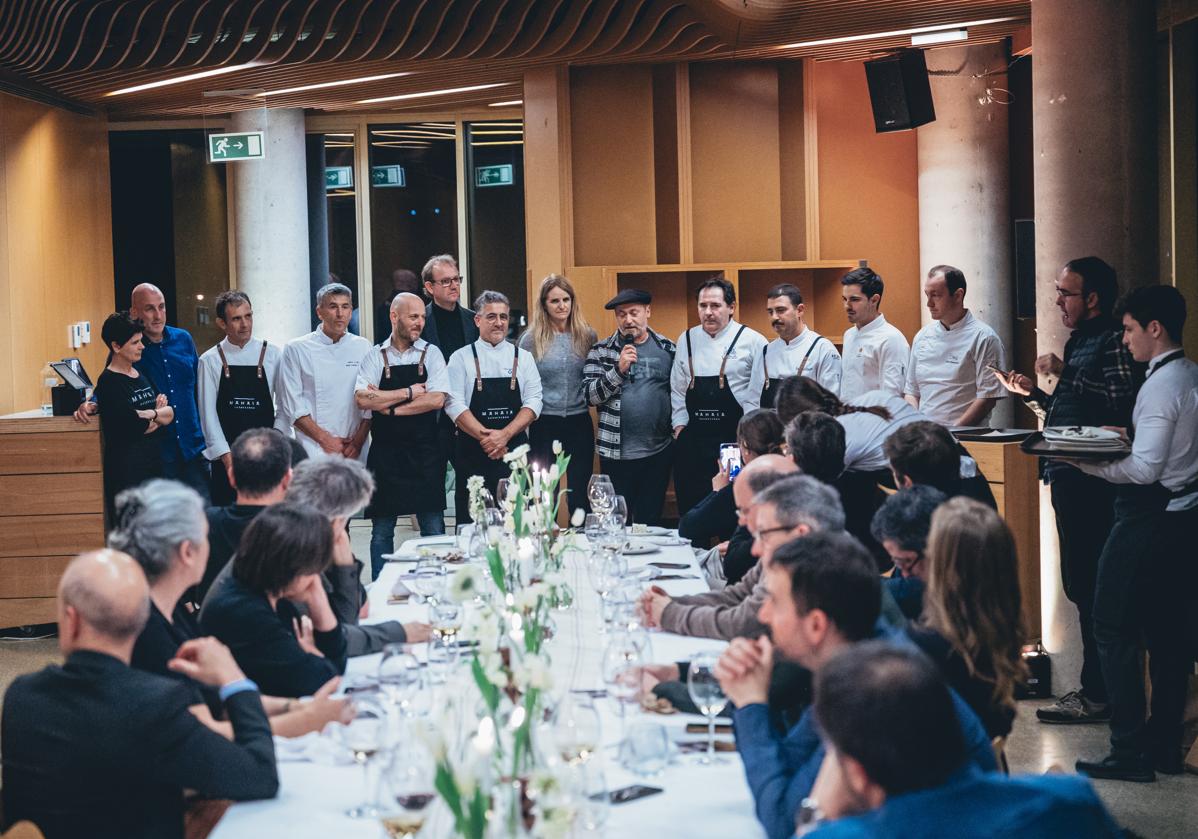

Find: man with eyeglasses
994;257;1142;727
419;254;480;527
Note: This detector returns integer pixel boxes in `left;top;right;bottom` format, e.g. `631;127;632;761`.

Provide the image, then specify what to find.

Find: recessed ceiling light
911;29;968;46
776;17;1017;50
106;63;261;96
488;100;523;107
357;83;507;104
257;72;412;97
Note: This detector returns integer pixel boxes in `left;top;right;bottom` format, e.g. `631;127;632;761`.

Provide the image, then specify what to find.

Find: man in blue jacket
715;531;997;839
801;642;1121;838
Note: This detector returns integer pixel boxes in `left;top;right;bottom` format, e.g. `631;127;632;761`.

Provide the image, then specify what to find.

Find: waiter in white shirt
197;290;287;506
669;277;767;515
904;265;1007;426
1070;285;1198;783
750;283;841;407
445;290;543;523
279;282;372;461
355;292;451;578
840;266;910;400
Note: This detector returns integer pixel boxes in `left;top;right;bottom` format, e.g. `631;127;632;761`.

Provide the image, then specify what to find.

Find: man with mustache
749;283;841;408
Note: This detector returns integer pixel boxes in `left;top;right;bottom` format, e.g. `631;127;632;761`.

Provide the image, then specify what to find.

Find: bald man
355;292;451;577
1;551;277;839
76;283;209;502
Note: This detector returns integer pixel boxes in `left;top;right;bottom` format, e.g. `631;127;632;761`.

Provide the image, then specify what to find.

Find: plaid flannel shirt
583;328;676;460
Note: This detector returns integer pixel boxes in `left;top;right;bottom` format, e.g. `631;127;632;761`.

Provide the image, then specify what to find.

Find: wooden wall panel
569;66;657;266
0;556;74;598
0;92;113;415
0;472;103;516
689;63;783;263
0;515;105;557
0;432;101;474
813;61;921;341
778;62;807;261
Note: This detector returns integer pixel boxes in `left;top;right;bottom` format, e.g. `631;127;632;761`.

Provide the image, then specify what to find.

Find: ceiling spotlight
911;29;967;47
107;64;261;96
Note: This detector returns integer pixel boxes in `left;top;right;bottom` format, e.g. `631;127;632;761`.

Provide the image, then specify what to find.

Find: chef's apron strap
796;335;825;378
762;345;770;392
256;341;268;379
418;344;429;376
471;343;483;392
686;329;695;390
511;345;519;391
718;325;748;389
216;344;231;379
382;346;391;379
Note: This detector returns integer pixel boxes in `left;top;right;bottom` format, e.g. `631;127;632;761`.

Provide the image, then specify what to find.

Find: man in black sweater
2;550;277;839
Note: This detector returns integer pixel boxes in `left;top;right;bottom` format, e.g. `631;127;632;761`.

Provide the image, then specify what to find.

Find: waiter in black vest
355;292;451;579
198;291;285;506
444;291;543;523
669;277;766;516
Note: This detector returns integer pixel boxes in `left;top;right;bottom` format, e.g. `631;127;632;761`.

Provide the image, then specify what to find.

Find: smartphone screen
719;443;742;478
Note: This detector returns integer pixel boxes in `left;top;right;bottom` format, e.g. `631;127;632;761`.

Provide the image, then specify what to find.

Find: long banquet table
211;532;765;838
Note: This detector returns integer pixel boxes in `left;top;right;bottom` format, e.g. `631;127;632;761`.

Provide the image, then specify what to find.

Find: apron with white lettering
454;344;527;504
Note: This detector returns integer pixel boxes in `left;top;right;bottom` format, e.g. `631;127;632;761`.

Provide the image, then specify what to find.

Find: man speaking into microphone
583;289;677;526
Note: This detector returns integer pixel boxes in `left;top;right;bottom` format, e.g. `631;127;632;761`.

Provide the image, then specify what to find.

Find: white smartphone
719;443;742;478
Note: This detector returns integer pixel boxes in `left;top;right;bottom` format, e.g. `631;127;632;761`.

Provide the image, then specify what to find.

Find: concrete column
229;108;311;345
917;42;1013;427
1032;0;1157;686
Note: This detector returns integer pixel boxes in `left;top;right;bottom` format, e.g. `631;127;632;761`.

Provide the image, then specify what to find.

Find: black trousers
600;444;673;527
673;431;720;516
1049;469;1116;702
1093;485;1191;760
209;458;236;508
528;412;595;515
163;453;211;505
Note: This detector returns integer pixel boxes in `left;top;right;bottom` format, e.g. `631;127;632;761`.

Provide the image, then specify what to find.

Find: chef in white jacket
280;282;372;461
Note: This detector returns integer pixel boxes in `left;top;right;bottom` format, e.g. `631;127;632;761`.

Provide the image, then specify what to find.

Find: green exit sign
475;163;513;188
208;131;264;162
371;164;405;188
326;166;353;189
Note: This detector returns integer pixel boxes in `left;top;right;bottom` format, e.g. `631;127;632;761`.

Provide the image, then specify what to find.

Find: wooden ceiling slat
431;0;499;60
503;0;567;59
390;0;459;61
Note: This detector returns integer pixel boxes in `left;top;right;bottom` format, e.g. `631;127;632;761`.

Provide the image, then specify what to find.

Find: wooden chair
1;822;47;839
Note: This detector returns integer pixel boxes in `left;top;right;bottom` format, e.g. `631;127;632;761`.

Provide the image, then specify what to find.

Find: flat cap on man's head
605;288;652;310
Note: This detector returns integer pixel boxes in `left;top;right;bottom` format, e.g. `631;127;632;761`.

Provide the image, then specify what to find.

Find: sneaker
1036;690;1112;724
1076;753;1155;783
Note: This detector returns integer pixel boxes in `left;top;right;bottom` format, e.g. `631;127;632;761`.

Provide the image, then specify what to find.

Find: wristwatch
796;797;825;836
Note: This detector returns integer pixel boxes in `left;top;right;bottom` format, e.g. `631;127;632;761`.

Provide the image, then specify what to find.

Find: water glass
378;644;421;713
622;721;671;777
686;652;728;765
607;495;629;530
601;629;646;749
574;761;610;833
552;693;602;766
427;635;454;685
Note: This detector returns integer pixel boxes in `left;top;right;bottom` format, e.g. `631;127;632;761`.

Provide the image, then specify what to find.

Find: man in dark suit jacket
2;550;278;839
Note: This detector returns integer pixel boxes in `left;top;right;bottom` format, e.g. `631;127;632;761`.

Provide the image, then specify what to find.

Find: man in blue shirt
77;284;209;501
715;531;997;839
801;642;1121;838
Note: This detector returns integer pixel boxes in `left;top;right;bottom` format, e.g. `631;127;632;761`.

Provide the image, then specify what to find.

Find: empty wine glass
622;721;671;777
587;551;626;632
381;741;436;838
338;696;387;817
378;644;421;714
409;558;446;618
587;474;615;515
687;652;728;765
552;693;603;766
601;629;646;752
607;495;629;531
575;760;610;833
583;513;605;546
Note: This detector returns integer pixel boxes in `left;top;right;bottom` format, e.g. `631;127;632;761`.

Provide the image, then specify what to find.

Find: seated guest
783;411;846;484
906;497;1025;739
643;472;842;641
883;420;997;508
201;503;348;698
722;458;795;585
112;481;350;737
715;532;996;839
803;643;1120;838
869;486;947;622
285;457;430;653
197;427;294;603
680;408;783;547
1;550;277;839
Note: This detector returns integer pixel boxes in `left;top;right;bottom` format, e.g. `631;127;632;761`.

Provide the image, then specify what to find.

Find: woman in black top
94;312;174;522
200;502;349;699
112;480;349;735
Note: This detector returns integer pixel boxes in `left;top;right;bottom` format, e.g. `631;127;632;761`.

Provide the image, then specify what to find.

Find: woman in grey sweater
519;274;597;512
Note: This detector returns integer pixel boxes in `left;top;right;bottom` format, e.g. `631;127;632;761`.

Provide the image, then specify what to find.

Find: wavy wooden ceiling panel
0;0;1029;118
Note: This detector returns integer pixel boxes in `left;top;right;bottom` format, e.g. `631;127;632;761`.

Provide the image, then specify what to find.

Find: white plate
627;525;672;536
622;541;661;556
1043;426;1124;443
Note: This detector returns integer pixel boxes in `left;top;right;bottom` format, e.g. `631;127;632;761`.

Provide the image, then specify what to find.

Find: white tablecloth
211;533;765;839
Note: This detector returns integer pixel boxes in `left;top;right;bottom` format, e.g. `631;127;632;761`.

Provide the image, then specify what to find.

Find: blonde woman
906;496;1026;738
519;275;597;509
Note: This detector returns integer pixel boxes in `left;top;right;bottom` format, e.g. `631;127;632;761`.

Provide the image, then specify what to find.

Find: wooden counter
0;411;104;628
959;439;1041;640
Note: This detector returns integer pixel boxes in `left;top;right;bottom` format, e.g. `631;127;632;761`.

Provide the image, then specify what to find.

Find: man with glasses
869;485;947;623
994;257;1141;726
419;254;479;527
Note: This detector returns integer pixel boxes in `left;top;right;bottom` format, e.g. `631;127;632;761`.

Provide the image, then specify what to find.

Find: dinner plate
627;525;672;536
1043;425;1124;443
623;541;661;556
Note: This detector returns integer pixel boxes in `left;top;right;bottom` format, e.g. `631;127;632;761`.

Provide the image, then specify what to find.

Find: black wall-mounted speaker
864;49;936;133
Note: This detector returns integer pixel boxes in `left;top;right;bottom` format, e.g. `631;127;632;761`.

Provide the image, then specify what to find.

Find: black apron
210;343;275;506
365;344;444;517
675;326;747;514
454;344;528;502
759;334;827;410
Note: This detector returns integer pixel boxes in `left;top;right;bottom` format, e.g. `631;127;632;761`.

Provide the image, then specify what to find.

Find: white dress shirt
444;339;543;424
748;327;842;397
838;390;927;472
840;313;910;401
904;311;1007;426
197;337;288;461
1077;351;1198;511
670;319;768;427
279;328;372;459
355;338;451;397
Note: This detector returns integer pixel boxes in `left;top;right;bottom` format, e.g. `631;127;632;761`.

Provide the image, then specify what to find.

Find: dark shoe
1036;690;1111;724
1154;750;1184;775
1076;754;1156;783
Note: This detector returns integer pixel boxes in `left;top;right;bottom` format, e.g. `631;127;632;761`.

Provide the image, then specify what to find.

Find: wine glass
607;495;629;531
378;644;421;715
574;760;610;833
382;742;436;838
583;513;605;547
496;478;512;508
586;551;626;632
587;475;615;515
601;629;645;752
482;507;506;545
552;693;602;766
622;721;670;777
337;697;387;817
687;652;728;765
409;558;446;618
